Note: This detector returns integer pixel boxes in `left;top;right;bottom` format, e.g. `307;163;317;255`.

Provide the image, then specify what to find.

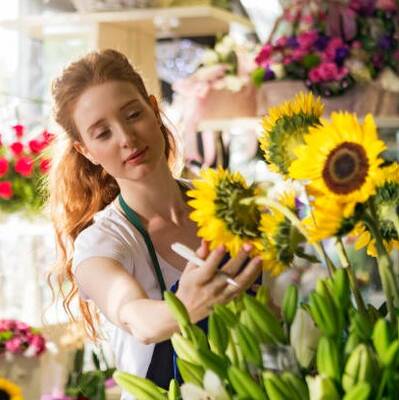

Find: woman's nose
117;124;136;147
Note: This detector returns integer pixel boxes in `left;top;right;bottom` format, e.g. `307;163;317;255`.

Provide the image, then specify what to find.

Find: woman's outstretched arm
74;242;262;344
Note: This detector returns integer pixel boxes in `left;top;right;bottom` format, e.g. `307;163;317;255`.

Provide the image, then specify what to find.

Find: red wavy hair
47;49;177;340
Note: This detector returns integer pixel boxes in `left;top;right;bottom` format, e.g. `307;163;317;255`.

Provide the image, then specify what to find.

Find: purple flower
335;47;350;65
264;68;276;81
378;35;395;50
314;35;330;51
287;36;299;49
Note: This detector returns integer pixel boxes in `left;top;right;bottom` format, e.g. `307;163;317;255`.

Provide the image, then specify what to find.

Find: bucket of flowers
112;92;399;399
0;319;47;399
0;124;53;216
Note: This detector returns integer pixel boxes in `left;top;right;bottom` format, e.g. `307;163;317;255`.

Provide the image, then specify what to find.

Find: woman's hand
175;240;262;323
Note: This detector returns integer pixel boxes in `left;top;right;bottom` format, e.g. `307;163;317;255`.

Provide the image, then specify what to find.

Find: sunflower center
215;180;260;238
0;389;10;400
322;142;369;194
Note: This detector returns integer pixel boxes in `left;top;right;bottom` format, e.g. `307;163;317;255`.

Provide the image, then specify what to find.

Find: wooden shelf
0;5;253;39
198;116;399;132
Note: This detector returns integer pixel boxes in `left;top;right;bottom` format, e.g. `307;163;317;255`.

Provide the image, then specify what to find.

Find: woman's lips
125;146;148;165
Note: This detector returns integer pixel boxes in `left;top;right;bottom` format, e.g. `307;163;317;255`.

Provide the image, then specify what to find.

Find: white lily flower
180;371;231;400
306;375;340;400
291;308;321;368
224;75;245;92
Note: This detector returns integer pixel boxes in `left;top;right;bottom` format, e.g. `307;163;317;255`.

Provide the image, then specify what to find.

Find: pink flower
105;378;116;389
28;139;45;154
292;48;307;61
376;0;398;11
275;36;288;48
255;44;273;67
297;31;318;50
12;124;24;138
0;158;8;177
0;181;13;199
15;321;29;331
309;62;348;83
351;40;362;50
394;50;399;61
5;337;23;353
15;156;34;177
29;334;46;355
325;37;345;60
0;319;14;331
39;159;51;174
10;142;24;156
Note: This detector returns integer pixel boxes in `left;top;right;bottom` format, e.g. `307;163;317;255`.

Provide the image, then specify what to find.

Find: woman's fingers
220;244;252;277
219;256;262;303
195;239;209;259
196;245;227;284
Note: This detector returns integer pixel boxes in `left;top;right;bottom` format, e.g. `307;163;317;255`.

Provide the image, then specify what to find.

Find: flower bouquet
112;92;399;399
0;124;53;215
252;0;399;99
173;35;258;120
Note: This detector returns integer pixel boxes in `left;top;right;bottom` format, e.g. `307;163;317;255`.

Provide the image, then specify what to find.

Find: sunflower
187;167;262;257
351;163;399;256
0;378;23;400
255;192;302;276
302;196;363;242
374;162;399;234
259;92;324;176
289;112;386;218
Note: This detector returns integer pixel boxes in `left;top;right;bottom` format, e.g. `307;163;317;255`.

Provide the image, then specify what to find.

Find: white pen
171;242;240;288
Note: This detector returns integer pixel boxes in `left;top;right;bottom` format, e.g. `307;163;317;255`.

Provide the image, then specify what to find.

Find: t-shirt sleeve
72;221;134;283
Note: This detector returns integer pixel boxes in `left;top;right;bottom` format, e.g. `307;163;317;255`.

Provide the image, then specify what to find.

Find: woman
48;49;262;398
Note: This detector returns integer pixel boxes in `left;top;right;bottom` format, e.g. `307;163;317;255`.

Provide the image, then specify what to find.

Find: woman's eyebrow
120;99;140;110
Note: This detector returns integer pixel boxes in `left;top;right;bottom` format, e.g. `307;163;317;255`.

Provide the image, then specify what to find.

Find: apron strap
118;194;167;296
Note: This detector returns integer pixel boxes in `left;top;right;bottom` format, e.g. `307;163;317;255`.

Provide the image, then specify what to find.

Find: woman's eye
127;111;141;120
96;130;111;140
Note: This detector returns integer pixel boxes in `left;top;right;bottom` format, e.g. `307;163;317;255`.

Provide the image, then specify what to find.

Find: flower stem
335;238;367;316
364;200;399;325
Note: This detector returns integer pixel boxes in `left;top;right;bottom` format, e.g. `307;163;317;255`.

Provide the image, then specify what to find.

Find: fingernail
243;243;253;252
217;244;225;253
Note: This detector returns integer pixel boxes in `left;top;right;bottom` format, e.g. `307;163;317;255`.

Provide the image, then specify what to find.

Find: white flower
181;371;231;400
223;75;245;92
269;63;285;80
378;68;399;93
215;36;235;58
290;308;321;368
306;375;340;400
202;49;219;66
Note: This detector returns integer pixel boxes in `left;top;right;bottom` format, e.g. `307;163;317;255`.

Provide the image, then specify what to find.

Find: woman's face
72;80;166;181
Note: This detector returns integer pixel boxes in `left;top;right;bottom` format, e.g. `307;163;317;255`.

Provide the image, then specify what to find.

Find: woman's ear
73;141;99;165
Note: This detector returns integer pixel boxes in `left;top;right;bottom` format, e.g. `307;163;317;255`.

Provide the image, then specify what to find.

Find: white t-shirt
72;201;182;400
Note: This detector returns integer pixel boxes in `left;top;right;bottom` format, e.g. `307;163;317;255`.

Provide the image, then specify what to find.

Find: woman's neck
116;166;189;226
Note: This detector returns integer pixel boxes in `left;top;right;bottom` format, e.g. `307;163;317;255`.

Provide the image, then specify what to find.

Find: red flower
0;181;13;199
42;130;55;145
28;139;45;154
12;124;25;138
10;141;24;156
0;158;8;177
39;158;51;174
15;156;33;177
